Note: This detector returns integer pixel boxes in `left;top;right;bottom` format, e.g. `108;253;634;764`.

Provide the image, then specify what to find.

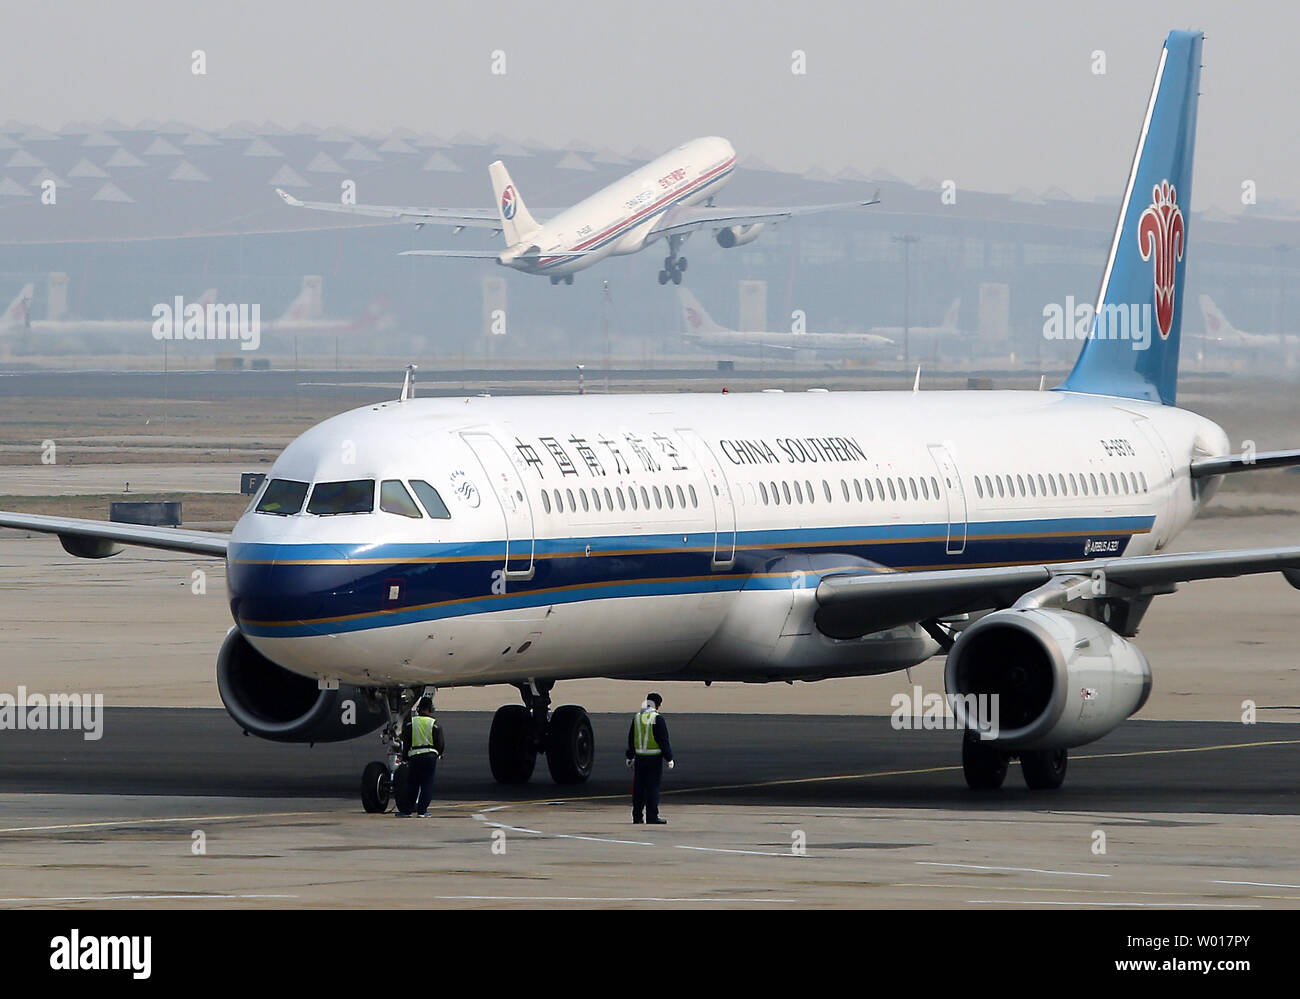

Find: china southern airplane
276;137;879;286
7;31;1299;811
678;287;894;356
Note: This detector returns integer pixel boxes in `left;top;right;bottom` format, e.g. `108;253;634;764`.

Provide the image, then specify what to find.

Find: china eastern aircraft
8;31;1300;809
275;137;879;286
678;287;894;356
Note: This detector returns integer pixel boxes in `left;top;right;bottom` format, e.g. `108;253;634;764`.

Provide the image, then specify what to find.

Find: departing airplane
275;137;879;286
678;287;893;356
10;31;1300;808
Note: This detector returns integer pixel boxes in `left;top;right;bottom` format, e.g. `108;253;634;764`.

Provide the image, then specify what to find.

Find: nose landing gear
489;680;594;785
360;686;427;813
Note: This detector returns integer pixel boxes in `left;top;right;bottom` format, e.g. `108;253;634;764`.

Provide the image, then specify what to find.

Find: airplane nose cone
228;545;357;636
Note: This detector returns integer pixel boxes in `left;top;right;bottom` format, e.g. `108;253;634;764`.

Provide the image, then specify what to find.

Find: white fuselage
226;389;1226;691
505;137;736;276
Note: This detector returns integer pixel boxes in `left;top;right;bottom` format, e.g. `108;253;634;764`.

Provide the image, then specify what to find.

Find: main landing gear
657;234;688;285
360;686;427;813
489;680;594;785
550;275;575;286
961;731;1068;791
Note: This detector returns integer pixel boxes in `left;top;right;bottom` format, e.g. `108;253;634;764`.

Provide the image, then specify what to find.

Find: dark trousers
406;754;437;814
632;754;663;821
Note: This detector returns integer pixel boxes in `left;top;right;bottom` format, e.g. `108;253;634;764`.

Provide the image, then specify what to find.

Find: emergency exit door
677;428;736;568
462;432;535;578
928;443;968;555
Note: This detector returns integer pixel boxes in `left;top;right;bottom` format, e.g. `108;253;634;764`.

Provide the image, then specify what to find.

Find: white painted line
1211;880;1300;890
967;899;1261;908
918;862;1110;878
675;845;803;858
0;894;298;903
435;895;798;903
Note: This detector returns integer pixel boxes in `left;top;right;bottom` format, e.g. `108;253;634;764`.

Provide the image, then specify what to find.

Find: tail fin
940;298;961;332
1198;294;1235;337
1060;30;1203;406
0;284;33;332
488;161;541;244
677;287;727;335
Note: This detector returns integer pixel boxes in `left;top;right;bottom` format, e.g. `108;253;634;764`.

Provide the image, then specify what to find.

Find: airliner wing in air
650;192;881;238
815;544;1300;639
0;512;228;558
275;189;499;229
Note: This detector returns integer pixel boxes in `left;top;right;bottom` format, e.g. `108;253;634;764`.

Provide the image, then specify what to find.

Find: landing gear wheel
962;730;1008;790
671;269;683;285
1020;748;1068;790
489;704;537;784
677;257;687;272
361;761;391;813
546;705;595;784
658;269;670;285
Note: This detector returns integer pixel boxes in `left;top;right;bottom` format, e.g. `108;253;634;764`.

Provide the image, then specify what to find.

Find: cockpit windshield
307;479;375;515
255;478;309;516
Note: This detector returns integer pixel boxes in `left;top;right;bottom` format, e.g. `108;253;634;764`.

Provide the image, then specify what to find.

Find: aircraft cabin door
928;443;968;555
461;432;535;579
677;428;736;569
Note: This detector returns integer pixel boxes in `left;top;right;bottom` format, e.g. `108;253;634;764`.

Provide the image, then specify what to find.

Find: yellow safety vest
633;708;661;755
410;715;438;756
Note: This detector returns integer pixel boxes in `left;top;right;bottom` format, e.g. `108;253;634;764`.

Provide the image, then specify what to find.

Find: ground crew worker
626;692;674;824
396;696;443;818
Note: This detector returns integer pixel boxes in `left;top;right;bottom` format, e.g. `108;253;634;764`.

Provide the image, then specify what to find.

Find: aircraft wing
651;191;881;238
0;512;228;558
276;189;499;229
814;545;1300;639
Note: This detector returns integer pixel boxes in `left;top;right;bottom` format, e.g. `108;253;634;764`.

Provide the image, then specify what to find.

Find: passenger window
380;480;423;518
408;480;451;519
256;478;309;516
308;479;375;515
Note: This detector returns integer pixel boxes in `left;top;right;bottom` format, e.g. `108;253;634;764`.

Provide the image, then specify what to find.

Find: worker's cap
645;692;662;708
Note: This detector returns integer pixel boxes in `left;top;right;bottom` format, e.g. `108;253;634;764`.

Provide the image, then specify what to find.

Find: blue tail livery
1061;29;1203;406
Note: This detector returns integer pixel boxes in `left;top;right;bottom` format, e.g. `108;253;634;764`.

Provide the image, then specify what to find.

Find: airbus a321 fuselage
277;136;878;286
10;31;1300;808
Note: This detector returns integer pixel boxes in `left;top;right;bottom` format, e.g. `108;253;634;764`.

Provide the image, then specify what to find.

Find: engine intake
216;628;386;743
944;607;1151;750
716;223;765;248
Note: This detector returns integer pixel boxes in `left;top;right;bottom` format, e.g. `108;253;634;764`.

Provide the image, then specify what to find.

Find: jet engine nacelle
944;607;1151;751
216;628;386;743
716;223;765;248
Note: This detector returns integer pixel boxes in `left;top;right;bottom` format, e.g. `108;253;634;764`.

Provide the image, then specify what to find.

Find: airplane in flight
275;137;880;286
9;31;1300;809
678;287;894;356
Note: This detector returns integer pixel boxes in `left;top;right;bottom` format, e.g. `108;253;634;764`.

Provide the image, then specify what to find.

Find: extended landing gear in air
960;732;1068;791
360;686;426;813
549;275;575;286
489;680;594;785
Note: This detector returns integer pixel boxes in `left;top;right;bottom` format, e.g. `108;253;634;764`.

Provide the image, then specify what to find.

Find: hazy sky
6;1;1294;210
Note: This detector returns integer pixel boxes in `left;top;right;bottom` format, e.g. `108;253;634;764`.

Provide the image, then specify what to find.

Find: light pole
892;234;920;368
